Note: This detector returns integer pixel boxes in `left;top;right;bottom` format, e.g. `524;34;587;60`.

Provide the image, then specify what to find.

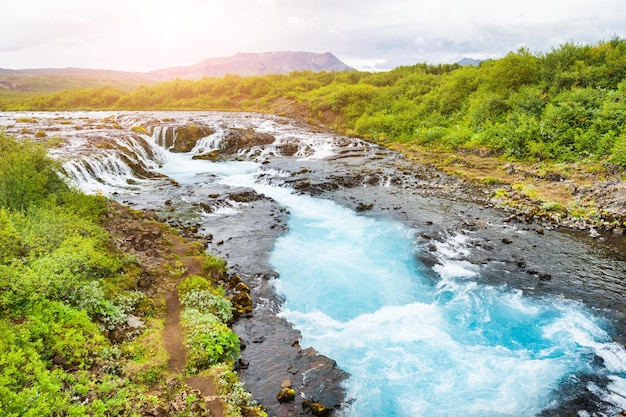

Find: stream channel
2;111;626;417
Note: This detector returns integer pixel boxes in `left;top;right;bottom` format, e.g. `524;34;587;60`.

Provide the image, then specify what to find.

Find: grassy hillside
0;132;265;417
5;38;626;169
0;67;160;108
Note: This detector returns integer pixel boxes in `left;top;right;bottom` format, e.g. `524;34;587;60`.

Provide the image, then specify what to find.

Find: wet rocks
196;128;276;161
277;386;296;403
229;276;253;317
233;311;348;417
302;400;331;417
278;142;300;156
355;202;374;212
229;190;265;203
171;125;215;153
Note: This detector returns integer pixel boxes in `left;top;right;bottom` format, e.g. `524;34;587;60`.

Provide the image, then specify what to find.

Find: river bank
389;142;626;237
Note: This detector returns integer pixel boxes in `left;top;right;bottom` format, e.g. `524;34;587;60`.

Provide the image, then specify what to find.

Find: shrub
480;176;503;186
542;201;563;211
610;135;626;167
0;320;76;415
203;254;228;278
207;364;269;417
0;208;22;264
181;289;233;323
23;300;105;367
177;274;212;298
181;309;240;373
0;133;68;211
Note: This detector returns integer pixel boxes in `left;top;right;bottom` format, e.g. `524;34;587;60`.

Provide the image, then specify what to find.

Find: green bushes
177;275;238;373
0;131;257;416
180;287;233;323
203;253;229;278
0;133;68;211
181;309;239;372
0;132;156;415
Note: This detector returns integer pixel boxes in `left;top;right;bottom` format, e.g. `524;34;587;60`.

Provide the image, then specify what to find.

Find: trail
165;235;224;417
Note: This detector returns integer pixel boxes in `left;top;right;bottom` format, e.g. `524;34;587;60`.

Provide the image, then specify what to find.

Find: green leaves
180;308;240;372
0;134;67;211
177;275;239;373
0;208;22;265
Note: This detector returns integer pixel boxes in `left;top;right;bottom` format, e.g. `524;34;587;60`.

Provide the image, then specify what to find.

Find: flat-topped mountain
0;51;354;93
149;51;354;80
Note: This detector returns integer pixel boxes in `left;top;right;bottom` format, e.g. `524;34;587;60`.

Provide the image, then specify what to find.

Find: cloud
1;0;626;71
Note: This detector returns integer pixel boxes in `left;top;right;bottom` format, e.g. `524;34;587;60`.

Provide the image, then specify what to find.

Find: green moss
541;201;563;212
480;176;503;186
130;125;148;135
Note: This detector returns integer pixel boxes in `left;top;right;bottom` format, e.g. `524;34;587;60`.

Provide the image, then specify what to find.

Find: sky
2;0;626;72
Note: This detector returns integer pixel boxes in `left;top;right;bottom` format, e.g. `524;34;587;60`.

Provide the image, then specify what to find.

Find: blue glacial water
159;155;626;417
264;188;626;417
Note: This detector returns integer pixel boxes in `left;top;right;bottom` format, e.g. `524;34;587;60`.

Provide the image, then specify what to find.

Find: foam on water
159;151;259;185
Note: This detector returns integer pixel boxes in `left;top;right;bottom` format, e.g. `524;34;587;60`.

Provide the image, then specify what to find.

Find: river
2;111;625;416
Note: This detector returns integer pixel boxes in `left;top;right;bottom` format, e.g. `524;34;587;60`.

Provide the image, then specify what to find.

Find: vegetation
4;38;626;168
0;132;262;416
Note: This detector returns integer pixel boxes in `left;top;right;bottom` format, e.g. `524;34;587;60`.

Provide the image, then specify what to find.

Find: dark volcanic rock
234;312;348;417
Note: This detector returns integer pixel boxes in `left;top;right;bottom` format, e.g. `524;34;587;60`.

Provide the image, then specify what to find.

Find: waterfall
151;125;177;149
60;132;167;195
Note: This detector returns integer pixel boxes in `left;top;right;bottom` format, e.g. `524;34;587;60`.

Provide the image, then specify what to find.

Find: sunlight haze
2;0;626;71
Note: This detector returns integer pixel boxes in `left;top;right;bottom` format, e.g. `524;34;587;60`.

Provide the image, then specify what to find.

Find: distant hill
457;57;485;67
149;51;354;80
0;68;153;93
0;51;354;93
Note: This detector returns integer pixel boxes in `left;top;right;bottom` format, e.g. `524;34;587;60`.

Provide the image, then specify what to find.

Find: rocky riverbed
1;111;625;416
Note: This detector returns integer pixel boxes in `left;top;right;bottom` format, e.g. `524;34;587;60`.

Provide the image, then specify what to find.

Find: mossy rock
302;400;331;417
231;292;252;308
276;387;295;403
171;125;215;153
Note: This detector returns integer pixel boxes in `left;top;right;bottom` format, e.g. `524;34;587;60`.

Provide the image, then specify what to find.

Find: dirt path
164;235;224;417
104;204;225;416
164;289;186;372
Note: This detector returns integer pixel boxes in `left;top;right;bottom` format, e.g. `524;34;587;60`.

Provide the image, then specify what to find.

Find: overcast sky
2;0;626;72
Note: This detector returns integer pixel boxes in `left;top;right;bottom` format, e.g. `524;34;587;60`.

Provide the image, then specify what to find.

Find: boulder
302;400;331;416
276;387;295;403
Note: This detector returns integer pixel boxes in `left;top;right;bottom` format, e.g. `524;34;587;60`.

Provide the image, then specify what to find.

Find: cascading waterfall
60;133;167;194
151;125;178;150
62;154;135;193
124;134;167;169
